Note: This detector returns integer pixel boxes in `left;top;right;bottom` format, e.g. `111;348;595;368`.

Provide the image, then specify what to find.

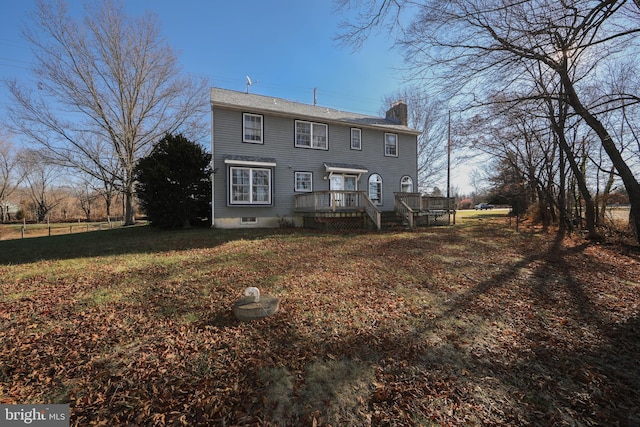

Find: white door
330;174;357;207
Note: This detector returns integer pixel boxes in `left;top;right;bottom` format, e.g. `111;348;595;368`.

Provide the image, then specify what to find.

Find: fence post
21;226;24;239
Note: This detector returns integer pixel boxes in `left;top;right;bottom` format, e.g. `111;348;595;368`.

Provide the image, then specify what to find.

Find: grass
0;216;639;426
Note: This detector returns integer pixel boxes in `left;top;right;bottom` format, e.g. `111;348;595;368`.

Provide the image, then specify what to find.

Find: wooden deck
294;191;381;230
394;193;456;227
294;191;456;230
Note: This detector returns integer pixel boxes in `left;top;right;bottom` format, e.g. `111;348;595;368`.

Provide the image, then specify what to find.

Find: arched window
400;176;413;193
368;174;383;205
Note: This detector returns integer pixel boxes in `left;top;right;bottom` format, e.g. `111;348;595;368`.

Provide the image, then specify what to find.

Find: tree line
338;0;640;242
4;0;208;226
0;136;124;223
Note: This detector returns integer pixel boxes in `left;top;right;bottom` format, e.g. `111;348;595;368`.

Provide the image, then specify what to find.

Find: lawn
0;217;638;426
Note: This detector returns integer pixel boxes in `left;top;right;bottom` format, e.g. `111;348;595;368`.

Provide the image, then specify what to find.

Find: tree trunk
557;132;598;237
561;73;640;243
549;83;598;239
124;180;135;226
598;166;616;225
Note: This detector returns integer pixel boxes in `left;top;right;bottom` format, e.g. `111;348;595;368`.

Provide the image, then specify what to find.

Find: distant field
455;207;511;221
457;206;631;227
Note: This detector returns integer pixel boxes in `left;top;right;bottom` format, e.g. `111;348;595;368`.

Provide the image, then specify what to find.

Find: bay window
230;167;272;205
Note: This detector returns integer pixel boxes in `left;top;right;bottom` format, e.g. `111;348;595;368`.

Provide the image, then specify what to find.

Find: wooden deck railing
295;190;364;211
363;195;382;230
394;199;415;228
294;191;381;230
394;192;422;210
421;196;456;210
394;193;456;211
394;193;456;228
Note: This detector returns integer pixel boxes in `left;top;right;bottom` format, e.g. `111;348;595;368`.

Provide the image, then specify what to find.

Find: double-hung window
351;128;362;150
294;171;313;192
243;113;263;143
295;120;328;149
230;167;271;205
384;133;398;157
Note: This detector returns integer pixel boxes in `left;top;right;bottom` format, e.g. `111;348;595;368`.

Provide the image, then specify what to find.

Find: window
401;176;414;192
295;171;313;192
351;128;362;150
295;120;328;149
230;167;271;205
368;174;383;205
243;113;263;143
384;133;398;157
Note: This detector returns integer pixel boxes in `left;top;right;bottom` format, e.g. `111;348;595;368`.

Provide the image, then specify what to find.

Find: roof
210;87;421;136
324;162;368;174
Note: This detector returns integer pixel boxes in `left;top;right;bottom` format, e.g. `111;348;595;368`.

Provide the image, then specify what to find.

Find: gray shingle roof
210;87;420;135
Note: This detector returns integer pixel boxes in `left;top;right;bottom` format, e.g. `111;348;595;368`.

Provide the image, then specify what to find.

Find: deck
294;191;456;230
294;191;381;230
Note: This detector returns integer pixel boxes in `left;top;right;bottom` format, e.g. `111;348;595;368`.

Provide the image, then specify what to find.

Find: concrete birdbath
233;287;280;321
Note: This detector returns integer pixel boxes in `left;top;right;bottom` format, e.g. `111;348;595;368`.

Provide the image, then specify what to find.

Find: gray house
210;87;422;229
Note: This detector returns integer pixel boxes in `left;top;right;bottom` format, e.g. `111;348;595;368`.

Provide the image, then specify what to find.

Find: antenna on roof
246;75;258;94
313;87;317;106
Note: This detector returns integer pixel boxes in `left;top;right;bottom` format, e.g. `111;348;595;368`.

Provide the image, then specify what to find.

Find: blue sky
0;0;405;117
0;0;473;193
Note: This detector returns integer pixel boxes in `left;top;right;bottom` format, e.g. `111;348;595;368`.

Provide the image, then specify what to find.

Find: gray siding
212;106;418;224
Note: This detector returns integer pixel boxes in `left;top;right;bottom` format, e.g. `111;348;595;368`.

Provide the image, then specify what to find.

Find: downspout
210;102;215;227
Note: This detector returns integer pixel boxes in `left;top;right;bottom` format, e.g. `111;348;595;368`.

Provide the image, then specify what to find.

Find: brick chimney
385;100;408;126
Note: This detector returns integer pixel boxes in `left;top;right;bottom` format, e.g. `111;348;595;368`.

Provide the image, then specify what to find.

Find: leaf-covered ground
0;219;639;426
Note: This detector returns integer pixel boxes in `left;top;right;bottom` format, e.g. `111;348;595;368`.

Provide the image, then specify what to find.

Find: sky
0;0;474;194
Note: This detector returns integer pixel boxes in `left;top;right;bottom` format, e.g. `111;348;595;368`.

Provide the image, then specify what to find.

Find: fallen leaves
1;222;639;426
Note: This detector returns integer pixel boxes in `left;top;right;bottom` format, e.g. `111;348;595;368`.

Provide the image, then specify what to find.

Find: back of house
210;87;420;229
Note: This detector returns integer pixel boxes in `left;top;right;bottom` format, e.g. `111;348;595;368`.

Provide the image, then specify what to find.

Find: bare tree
7;0;209;225
0;135;23;222
18;150;65;223
337;0;640;243
72;178;100;222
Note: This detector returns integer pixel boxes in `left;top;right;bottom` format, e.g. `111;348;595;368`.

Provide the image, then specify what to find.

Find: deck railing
295;190;365;211
394;193;456;228
394;192;422;210
363;195;382;230
294;191;382;230
394;193;456;211
421;196;456;210
395;199;415;228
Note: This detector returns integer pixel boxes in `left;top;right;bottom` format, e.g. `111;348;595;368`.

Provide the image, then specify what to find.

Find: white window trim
224;158;276;167
401;175;414;192
295;120;328;150
350;128;362;150
368;173;383;206
294;171;313;193
384;133;398;157
243;113;264;144
229;166;272;205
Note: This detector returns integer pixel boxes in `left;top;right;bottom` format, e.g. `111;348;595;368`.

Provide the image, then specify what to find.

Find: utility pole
447;110;451;199
447;110;455;224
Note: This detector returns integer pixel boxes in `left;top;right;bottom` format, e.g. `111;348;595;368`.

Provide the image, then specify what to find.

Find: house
210;87;426;229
